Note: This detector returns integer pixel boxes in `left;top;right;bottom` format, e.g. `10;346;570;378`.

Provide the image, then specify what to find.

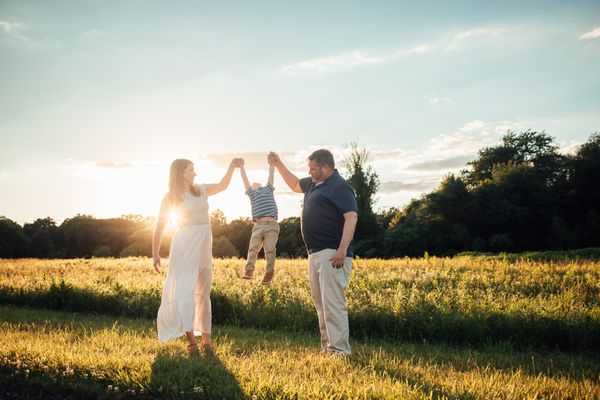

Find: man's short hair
308;149;335;168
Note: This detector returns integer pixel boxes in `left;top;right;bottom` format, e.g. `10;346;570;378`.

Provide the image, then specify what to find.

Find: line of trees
350;131;600;257
0;212;305;259
1;130;599;259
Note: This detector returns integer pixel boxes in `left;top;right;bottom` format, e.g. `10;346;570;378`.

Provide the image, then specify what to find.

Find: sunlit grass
0;256;599;350
1;305;598;399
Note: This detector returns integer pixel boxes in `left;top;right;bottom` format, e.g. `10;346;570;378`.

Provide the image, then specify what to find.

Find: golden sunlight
166;210;180;231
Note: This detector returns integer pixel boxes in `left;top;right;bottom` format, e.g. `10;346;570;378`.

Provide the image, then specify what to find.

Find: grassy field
1;305;599;399
0;255;599;399
1;256;599;349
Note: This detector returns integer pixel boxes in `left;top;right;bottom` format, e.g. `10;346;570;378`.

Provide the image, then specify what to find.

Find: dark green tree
276;217;305;257
464;130;564;187
344;142;380;242
59;214;100;258
0;216;30;257
23;217;58;258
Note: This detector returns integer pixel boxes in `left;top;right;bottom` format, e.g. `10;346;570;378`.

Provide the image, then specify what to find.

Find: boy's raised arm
268;162;274;186
240;163;251;191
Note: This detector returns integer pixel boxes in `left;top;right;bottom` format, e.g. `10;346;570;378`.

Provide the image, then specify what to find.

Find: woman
152;157;241;354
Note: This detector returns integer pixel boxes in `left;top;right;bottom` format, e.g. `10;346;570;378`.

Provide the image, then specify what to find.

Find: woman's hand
267;152;280;166
153;255;161;273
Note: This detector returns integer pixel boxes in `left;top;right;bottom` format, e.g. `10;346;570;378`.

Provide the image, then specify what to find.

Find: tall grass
1;305;598;399
0;256;599;350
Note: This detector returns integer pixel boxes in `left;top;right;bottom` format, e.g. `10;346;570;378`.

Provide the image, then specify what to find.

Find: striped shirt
246;183;278;221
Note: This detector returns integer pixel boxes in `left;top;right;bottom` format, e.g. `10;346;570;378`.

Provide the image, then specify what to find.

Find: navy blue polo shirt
299;170;358;257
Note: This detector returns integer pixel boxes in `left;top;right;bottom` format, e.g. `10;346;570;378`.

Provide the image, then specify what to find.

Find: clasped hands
230;152;281;169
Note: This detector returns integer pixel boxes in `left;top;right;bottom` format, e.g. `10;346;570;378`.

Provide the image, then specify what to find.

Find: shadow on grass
2;304;599;390
149;347;245;399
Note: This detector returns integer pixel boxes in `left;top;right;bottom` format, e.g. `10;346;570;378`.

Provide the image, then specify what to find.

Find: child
239;159;280;284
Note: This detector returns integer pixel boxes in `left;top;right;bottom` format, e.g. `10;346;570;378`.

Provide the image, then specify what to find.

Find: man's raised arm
268;152;302;193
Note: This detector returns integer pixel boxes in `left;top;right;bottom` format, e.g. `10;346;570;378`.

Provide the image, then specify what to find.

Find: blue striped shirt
246;183;278;221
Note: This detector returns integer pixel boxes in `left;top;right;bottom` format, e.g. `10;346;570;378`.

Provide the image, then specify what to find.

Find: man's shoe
261;271;274;285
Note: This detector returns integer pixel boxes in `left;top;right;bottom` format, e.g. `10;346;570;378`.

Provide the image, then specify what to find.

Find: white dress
157;185;213;342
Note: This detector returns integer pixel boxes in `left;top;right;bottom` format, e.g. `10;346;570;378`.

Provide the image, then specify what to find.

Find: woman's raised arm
205;158;242;196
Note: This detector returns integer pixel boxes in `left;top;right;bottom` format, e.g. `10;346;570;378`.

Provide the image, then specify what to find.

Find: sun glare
166;210;180;231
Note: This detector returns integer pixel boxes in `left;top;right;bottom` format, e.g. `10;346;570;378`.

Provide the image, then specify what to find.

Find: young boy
239;159;280;284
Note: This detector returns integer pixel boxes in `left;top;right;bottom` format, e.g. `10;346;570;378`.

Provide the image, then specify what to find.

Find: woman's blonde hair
167;159;201;207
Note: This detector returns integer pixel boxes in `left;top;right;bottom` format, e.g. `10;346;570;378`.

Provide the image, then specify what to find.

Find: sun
165;210;180;231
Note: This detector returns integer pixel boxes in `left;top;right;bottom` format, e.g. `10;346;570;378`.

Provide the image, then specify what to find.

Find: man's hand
268;152;280;166
330;249;346;269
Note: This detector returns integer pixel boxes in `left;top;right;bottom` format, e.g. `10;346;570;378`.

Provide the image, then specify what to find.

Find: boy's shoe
261;271;274;285
242;270;253;280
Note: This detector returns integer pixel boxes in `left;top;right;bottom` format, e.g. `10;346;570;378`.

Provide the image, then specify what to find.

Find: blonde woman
152;157;242;354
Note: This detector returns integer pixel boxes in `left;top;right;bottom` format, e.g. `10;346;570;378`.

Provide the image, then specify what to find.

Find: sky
1;1;599;225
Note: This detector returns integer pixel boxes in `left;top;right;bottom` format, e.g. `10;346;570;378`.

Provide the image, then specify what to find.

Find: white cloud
84;28;106;37
281;25;505;76
282;44;429;75
405;155;473;171
96;162;133;169
578;27;600;40
0;172;18;181
429;96;454;106
369;148;415;162
559;140;581;155
0;19;59;49
380;178;440;193
62;160;136;177
203;151;298;170
427;119;530;158
446;27;504;50
0;20;22;33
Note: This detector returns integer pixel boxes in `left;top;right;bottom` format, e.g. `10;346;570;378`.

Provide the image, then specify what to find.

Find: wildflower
193;386;204;393
107;385;113;392
114;386;120;393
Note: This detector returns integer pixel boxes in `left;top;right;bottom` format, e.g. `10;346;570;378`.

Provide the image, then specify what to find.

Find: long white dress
157;185;213;342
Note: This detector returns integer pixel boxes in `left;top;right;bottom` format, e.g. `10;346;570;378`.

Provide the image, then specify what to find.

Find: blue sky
1;1;599;224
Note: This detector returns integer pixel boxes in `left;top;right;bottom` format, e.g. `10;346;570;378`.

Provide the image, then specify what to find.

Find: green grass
457;247;600;262
1;305;599;399
1;256;599;350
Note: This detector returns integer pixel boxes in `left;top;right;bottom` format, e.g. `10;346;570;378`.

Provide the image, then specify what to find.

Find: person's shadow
150;346;245;399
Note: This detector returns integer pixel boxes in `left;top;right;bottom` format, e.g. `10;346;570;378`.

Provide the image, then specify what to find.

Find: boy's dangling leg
243;224;263;279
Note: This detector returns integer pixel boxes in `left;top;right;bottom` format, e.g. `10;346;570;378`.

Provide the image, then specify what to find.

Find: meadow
1;255;599;399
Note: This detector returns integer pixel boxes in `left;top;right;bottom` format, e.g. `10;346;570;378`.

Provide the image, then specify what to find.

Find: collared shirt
299;170;357;257
246;183;278;221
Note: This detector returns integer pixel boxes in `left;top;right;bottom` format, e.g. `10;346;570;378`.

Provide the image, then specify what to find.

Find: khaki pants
244;220;280;273
308;248;352;355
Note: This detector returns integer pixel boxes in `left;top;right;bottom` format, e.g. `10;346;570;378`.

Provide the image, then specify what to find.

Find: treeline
0;212;305;259
1;130;599;259
353;131;600;257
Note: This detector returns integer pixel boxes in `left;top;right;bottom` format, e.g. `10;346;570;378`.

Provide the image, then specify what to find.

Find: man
268;149;358;356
